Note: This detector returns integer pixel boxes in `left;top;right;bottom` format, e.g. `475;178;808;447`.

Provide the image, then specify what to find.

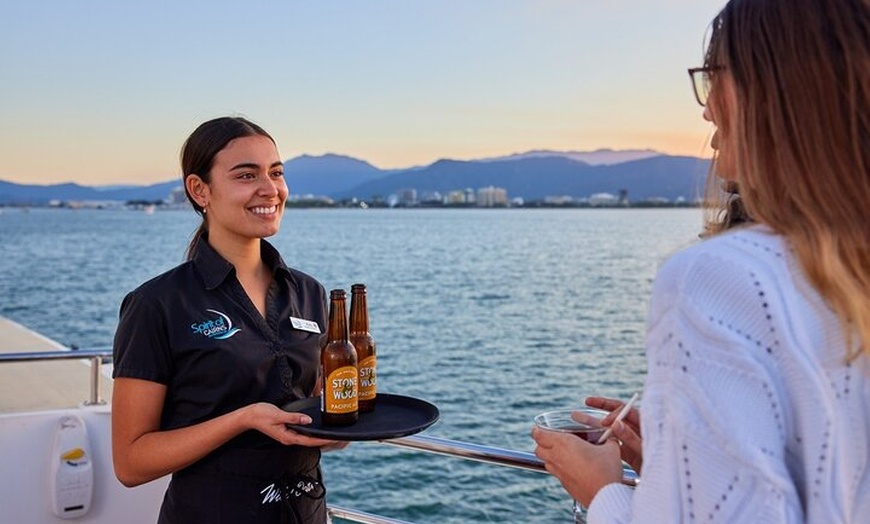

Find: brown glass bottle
321;289;359;426
349;283;377;412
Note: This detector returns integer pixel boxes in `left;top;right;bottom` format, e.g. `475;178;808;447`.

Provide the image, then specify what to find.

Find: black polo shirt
113;237;327;444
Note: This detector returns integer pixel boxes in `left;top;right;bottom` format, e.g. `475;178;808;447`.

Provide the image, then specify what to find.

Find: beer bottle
321;289;359;426
349;283;377;412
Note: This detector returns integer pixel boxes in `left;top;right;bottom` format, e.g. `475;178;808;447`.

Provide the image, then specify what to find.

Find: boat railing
1;349;639;524
0;348;112;406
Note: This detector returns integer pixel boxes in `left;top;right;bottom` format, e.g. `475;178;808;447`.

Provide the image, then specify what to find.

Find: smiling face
186;135;288;249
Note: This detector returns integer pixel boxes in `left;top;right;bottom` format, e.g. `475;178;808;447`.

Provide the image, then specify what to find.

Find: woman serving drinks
111;116;343;523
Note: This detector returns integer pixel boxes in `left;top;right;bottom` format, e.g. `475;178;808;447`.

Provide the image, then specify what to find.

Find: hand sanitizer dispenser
50;415;93;518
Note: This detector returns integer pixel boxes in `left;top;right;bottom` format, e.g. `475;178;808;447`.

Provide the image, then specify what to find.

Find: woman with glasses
533;0;870;522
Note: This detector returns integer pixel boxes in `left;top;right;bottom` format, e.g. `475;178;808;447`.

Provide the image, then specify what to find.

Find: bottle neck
327;297;349;342
350;293;369;333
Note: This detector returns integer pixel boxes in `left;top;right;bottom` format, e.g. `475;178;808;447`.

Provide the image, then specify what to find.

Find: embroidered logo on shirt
259;479;319;505
260;483;282;504
190;309;241;340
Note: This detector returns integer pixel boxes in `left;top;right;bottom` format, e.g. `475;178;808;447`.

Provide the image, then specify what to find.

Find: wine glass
534;407;608;524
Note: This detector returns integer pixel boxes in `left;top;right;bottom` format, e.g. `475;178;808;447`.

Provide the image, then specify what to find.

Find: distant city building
476;186;508;207
53;200;124;209
394;188;417;207
443;190;467;205
618;189;629;206
588;192;619;206
420;191;443;205
544;195;575;205
643;197;671;205
286;193;334;206
168;186;188;205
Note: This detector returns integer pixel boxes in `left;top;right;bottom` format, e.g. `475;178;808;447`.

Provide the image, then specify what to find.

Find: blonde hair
707;0;870;356
702;180;751;238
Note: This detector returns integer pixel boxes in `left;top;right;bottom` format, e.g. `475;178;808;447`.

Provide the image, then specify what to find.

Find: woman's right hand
585;396;643;473
112;379;344;488
244;402;345;449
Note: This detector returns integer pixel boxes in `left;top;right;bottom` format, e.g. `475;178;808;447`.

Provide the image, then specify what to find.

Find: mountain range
0;149;711;205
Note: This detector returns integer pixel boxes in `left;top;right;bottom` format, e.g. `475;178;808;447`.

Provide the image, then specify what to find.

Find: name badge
290;316;321;334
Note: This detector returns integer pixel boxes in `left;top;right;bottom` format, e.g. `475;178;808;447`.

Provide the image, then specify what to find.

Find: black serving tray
282;393;439;441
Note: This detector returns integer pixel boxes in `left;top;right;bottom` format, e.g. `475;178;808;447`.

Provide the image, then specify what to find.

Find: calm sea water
0;207;703;523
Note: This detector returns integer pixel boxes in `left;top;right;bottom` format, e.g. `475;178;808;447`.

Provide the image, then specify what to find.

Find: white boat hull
0;405;169;523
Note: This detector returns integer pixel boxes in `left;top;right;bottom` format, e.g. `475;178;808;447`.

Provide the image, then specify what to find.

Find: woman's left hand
585;396;643;473
531;426;624;507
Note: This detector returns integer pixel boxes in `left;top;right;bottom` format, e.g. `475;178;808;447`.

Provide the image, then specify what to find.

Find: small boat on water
0;315;637;523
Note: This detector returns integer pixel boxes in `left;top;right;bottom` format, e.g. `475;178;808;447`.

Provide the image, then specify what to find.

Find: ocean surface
0;207;703;523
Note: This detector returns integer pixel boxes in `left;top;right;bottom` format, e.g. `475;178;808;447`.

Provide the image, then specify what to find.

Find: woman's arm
586;240;807;523
111;377;337;487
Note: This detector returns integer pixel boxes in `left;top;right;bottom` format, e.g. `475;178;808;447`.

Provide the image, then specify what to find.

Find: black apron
157;445;326;524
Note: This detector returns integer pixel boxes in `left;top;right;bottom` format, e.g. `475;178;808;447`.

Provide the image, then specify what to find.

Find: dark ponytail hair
180;117;275;259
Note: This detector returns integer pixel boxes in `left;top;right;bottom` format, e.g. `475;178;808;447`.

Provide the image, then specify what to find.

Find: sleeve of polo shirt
112;289;173;384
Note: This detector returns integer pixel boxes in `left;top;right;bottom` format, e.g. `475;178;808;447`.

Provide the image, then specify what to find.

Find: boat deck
0;314;639;523
0;316;113;412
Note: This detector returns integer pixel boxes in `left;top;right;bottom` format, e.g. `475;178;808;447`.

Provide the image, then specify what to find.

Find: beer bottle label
324;366;358;414
358;355;377;401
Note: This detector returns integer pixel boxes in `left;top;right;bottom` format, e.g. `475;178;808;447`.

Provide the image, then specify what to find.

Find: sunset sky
1;1;725;186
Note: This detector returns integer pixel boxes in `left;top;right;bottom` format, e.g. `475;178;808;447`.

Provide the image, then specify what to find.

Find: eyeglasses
687;66;724;107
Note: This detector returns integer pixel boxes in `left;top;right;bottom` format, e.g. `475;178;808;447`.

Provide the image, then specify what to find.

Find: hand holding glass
534;407;609;523
534;407;609;442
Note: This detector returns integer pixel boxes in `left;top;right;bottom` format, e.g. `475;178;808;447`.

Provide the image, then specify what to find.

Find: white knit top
588;226;870;523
